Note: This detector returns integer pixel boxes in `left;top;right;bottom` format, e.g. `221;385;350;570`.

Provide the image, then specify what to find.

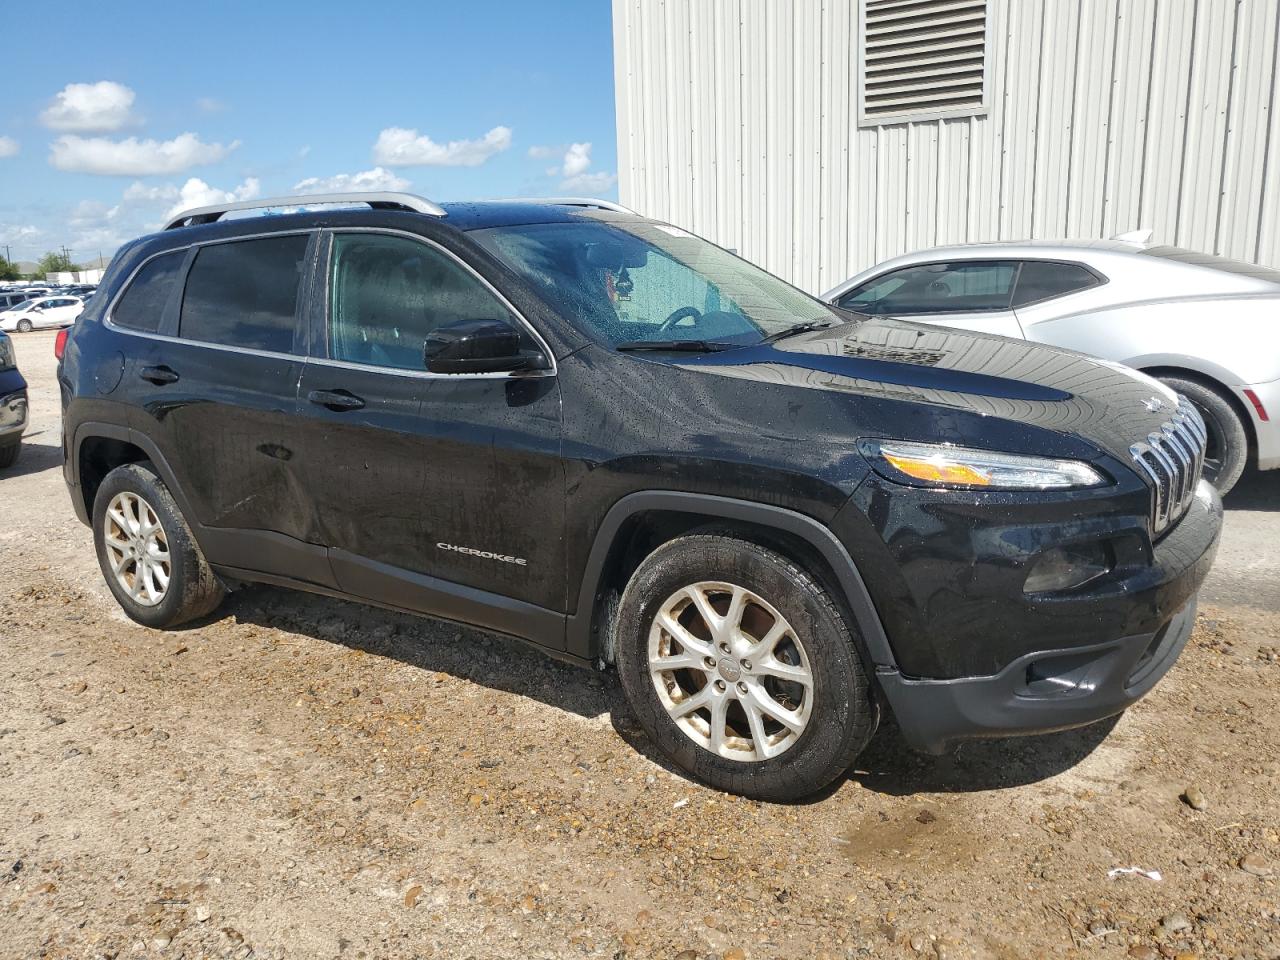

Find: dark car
0;330;28;468
58;193;1222;801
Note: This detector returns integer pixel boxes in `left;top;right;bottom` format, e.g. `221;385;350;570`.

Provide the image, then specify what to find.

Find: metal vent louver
862;0;988;123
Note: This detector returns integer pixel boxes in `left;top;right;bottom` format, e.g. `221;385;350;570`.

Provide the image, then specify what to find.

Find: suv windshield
472;218;841;347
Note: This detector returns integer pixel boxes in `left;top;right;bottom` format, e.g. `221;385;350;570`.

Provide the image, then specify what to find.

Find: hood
673;317;1180;463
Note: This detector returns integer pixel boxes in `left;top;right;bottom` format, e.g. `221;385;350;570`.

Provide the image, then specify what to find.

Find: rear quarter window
179;234;310;353
1011;261;1103;307
111;250;187;333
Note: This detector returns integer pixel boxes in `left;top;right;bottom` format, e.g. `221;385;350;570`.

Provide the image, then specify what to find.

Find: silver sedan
823;239;1280;493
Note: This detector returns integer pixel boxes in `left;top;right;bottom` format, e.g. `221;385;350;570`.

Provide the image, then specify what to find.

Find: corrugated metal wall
612;0;1280;293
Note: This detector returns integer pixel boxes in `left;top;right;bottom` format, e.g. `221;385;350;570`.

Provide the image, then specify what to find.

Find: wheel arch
1137;364;1258;455
566;491;895;670
73;423;200;530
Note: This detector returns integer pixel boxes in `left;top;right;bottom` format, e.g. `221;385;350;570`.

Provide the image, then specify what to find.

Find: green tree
0;256;20;281
36;251;77;279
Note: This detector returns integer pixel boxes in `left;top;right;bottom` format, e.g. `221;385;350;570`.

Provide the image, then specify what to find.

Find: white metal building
611;0;1280;293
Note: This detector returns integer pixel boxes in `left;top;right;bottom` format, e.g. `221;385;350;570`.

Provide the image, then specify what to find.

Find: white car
823;239;1280;494
0;296;84;333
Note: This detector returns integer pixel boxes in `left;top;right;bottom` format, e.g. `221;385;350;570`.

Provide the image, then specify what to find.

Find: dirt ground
1;328;1277;960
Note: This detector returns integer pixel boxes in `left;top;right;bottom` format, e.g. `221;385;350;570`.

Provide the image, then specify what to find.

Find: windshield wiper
615;339;736;353
759;320;837;344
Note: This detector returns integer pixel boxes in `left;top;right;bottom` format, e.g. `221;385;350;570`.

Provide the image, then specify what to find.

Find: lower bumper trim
878;597;1197;755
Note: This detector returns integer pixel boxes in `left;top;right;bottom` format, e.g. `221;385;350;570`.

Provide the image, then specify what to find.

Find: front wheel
0;440;18;469
1157;376;1249;495
92;463;225;628
615;534;876;801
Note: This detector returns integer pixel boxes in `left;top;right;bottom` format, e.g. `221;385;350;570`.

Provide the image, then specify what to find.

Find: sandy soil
1;329;1277;960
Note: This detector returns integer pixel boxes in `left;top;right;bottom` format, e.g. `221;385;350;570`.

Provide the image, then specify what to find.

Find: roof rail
499;196;638;215
163;191;448;231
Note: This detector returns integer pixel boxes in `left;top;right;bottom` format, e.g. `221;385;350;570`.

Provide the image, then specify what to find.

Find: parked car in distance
0;295;83;332
0;292;36;312
823;240;1280;493
59;193;1222;801
0;330;28;468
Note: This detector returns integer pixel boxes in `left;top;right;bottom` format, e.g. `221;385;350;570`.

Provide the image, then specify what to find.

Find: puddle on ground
840;803;985;870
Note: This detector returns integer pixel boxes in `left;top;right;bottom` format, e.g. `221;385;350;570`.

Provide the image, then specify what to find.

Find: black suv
59;193;1222;801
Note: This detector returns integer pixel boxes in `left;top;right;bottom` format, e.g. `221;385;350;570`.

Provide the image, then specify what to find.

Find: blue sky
0;0;617;264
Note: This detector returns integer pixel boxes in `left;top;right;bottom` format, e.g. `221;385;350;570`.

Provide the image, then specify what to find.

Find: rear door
293;229;566;626
124;231;334;585
835;260;1025;338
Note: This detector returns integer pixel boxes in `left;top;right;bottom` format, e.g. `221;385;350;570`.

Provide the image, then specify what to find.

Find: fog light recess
1023;543;1112;594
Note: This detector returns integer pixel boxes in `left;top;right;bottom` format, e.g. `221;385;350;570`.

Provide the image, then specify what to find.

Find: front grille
1129;397;1208;535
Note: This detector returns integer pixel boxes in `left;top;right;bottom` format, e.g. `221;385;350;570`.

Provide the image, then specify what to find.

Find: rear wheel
16;319;32;333
1157;376;1248;495
615;534;876;801
92;463;225;628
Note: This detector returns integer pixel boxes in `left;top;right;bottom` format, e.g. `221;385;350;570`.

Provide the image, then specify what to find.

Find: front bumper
870;479;1221;753
878;596;1197;754
0;377;28;443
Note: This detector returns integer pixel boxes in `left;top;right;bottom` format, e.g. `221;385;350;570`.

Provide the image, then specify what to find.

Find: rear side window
114;252;185;332
839;261;1018;315
1011;261;1102;307
180;234;310;352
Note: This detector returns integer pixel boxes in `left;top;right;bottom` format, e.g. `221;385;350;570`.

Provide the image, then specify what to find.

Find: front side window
179;234;309;353
328;232;517;371
839;261;1018;315
112;250;186;333
472;219;836;346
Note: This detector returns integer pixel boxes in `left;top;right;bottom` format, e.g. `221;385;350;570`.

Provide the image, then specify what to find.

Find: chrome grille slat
1129;397;1207;535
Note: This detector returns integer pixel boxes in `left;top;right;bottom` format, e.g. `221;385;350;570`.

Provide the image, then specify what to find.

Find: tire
92;462;225;628
0;440;18;469
1157;376;1249;495
615;534;876;801
16;319;32;333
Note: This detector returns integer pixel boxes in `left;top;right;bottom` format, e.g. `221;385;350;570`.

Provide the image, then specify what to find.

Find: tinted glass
1011;261;1101;306
180;234;309;352
839;261;1018;315
329;233;515;370
473;220;835;346
113;251;186;332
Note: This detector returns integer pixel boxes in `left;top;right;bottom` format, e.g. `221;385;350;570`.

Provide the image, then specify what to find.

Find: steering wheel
659;306;703;334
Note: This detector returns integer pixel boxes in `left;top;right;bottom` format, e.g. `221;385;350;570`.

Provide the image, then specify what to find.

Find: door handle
139;365;180;385
308;388;366;412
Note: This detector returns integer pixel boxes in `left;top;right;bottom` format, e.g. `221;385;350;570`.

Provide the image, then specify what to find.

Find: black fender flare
565;491;896;668
70;421;201;532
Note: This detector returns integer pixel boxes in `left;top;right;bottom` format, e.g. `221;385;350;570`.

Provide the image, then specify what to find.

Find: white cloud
121;182;181;203
527;144;561;160
373;125;512;167
293;166;410;195
164;177;261;221
560;171;618;193
196;97;227;113
49;132;239;176
0;136;17;158
561;142;592;177
41;81;138;132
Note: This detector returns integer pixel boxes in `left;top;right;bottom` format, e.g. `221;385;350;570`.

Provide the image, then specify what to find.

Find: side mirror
424;318;545;374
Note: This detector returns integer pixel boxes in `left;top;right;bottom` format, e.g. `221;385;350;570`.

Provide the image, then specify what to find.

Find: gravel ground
1;329;1278;960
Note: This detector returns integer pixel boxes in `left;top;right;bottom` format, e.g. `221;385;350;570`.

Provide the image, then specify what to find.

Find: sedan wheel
16;319;32;333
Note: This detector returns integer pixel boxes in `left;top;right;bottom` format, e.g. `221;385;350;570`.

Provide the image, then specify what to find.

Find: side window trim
314;226;557;379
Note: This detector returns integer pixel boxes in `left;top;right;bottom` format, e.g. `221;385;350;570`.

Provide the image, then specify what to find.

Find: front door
293;230;566;637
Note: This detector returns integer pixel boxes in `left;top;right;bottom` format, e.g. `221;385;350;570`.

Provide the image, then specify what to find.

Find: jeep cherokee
59;193;1222;801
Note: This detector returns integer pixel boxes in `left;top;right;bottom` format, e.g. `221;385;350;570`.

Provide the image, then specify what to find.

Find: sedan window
838;261;1018;315
1011;261;1103;306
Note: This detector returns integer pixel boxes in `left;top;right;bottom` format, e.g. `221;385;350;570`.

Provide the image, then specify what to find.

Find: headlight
0;336;13;371
859;439;1107;490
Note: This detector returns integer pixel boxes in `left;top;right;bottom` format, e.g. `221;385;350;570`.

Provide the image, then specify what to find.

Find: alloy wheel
102;491;171;607
648;581;813;762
